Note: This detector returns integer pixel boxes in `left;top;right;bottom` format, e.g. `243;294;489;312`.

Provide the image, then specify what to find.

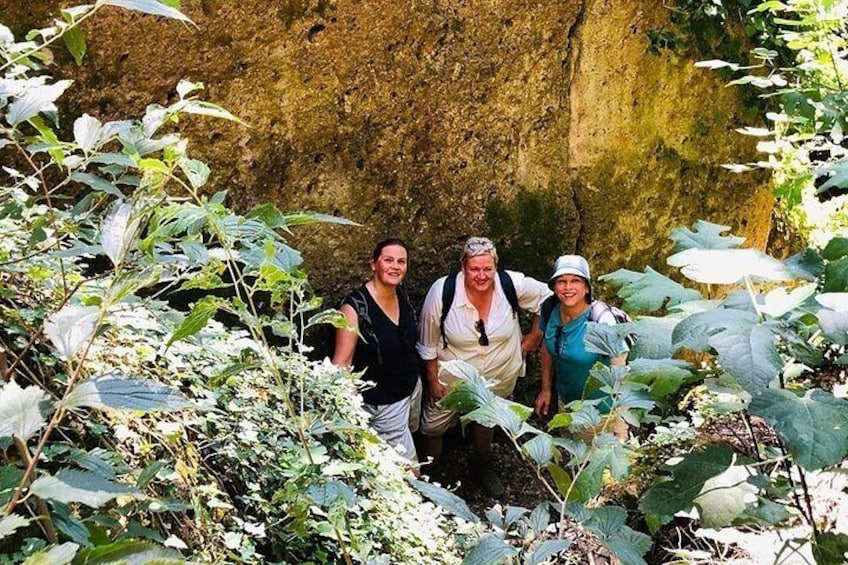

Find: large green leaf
815;157;848;194
672;308;781;393
73;540;185;564
812;532;848;565
439;360;496;413
72;114;102;153
602;527;652;565
816;293;848;344
69;172;123;198
6;80;73;126
823;238;848;261
628;359;695;398
694;464;758;528
101;201;142;267
0;380;51;441
460;398;529;436
526;539;571;565
30;469;141;508
95;0;193;23
625;316;679;360
570;435;630;502
0;514;30;540
668;248;797;284
65;374;193;412
748;388;848;471
599;267;701;313
522;433;555;467
61;25;87;66
584;323;629;358
639;446;735;517
669;220;746;251
824;257;848;292
22;542;78;565
43;305;100;361
409;479;479;523
166;297;219;348
462;534;518;565
707;321;782;393
758;283;817;318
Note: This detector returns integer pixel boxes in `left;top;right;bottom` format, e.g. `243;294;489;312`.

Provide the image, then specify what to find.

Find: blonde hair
460;237;498;266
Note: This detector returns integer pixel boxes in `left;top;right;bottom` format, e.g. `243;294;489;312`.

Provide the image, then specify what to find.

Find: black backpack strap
346;288;382;364
497;269;520;318
540;295;559;328
439;273;458;349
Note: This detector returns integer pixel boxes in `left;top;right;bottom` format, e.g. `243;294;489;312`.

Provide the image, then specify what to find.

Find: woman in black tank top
333;239;420;463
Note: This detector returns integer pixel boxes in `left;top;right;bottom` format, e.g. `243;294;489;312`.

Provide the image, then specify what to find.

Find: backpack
346;285;417;364
439;268;519;348
540;296;637;348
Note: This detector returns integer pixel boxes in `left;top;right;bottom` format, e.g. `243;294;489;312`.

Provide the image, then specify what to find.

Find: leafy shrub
0;4;460;564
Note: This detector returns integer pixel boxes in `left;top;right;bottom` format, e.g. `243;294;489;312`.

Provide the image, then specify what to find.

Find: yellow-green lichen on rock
1;0;773;302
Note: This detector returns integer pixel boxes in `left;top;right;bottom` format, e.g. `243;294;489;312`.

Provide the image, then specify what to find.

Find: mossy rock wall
2;0;772;302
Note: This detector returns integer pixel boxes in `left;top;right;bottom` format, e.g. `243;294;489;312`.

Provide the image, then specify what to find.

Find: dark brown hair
371;238;409;262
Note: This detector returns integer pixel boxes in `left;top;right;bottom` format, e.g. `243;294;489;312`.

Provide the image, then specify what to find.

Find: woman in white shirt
416;237;551;497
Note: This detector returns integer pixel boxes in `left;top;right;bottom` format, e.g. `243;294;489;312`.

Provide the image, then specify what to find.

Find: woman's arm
331;303;359;368
534;344;554;416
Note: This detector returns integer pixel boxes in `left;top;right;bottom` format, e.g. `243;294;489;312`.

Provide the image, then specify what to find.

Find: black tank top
342;285;419;405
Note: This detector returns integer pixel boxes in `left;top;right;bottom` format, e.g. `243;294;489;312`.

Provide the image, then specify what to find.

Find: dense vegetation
0;1;846;564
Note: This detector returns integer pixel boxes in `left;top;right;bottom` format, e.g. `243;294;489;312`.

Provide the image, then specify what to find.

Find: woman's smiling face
462;254;496;294
553;274;589;307
371;244;408;286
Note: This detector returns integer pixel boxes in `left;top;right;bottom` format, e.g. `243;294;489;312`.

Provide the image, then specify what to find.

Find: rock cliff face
2;0;772;302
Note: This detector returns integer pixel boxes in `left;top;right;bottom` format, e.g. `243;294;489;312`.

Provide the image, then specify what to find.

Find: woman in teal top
533;255;627;433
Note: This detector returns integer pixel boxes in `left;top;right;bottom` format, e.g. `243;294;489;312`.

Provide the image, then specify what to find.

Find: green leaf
0;466;25;507
30;469;140;508
668;248;797;284
409;479;479;523
669;220;746;252
584;323;629;358
583;505;626;536
44;304;100;361
812;532;848;565
460;397;529;436
600;267;701;313
548;464;573;499
69;172;122;197
526;539;571;565
102;201;142;267
0;514;30;541
824;257;848;292
178;157;210;189
758;283;817;318
0;381;51;441
6;80;73;126
815;158;848;194
73;540;183;564
628;359;695;398
439;360;496;413
748;388;848;471
166;297;219;347
602;527;652;565
22;542;78;565
65;374;193;412
672;309;782;393
137;460;166;489
50;502;90;545
73;114;102;153
94;0;193;23
570;435;630;502
625;315;679;359
639;446;735;517
522;433;555;467
462;534;518;565
823;237;848;261
694;463;758;527
62;26;87;66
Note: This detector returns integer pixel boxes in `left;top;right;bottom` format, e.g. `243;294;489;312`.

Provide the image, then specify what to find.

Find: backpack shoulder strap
439;273;458;348
540;295;559;328
587;300;611;323
497;269;520;318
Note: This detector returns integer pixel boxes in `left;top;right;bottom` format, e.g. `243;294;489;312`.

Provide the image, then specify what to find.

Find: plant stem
796;465;819;540
0;6;100;72
12;437;57;543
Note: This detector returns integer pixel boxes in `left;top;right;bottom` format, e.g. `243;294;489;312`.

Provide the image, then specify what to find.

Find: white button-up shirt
416;270;552;396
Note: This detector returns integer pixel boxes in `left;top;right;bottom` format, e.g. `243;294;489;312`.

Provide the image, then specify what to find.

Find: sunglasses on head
474;319;489;346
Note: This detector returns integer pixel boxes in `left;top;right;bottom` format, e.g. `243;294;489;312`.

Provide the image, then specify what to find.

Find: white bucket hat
548;254;591;289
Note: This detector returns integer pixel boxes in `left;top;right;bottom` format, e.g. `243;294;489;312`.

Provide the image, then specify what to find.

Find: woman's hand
534;389;551;417
427;379;447;407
